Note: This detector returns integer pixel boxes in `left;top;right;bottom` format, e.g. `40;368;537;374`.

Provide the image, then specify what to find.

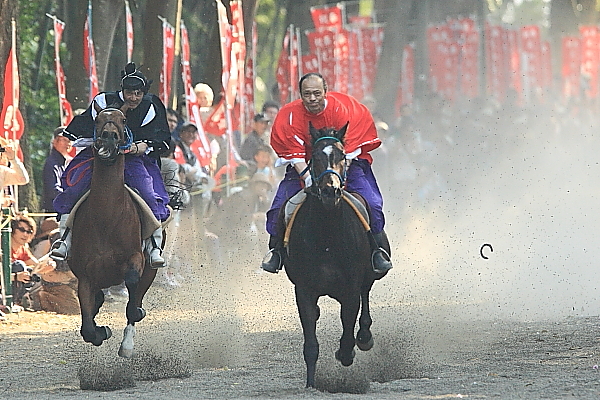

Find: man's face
264;106;278;123
301;76;326;114
167;115;179;133
180;128;198;145
53;136;71;155
254;120;269;135
122;88;144;110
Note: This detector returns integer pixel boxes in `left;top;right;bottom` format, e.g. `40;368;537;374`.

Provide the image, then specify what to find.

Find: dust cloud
373;97;600;322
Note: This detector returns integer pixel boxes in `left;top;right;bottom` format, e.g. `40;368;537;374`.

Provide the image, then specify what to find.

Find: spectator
174;123;210;191
167;108;183;142
9;213;79;314
42;126;72;213
240;113;272;162
262;100;280;124
0;137;29;208
250;145;276;187
30;217;59;259
194;82;215;123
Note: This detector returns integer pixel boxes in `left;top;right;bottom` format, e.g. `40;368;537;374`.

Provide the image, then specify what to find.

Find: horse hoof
335;349;355;367
99;326;112;341
118;346;134;358
356;336;374;351
137;307;146;321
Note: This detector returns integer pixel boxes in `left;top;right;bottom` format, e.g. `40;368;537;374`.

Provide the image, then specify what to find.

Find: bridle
93;108;133;156
307;135;348;201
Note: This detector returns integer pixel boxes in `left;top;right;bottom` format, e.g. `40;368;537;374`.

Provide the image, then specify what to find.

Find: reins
93;108;133;152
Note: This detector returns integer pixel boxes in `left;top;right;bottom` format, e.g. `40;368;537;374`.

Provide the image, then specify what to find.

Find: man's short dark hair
299;73;327;93
261;100;280;112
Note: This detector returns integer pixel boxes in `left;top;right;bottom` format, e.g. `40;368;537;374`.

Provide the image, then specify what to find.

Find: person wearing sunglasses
51;62;171;268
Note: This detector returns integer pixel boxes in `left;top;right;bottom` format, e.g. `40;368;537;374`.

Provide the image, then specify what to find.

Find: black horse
280;122;389;388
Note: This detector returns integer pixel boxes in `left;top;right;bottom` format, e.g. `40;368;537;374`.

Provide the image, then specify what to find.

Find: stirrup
149;248;165;269
261;249;282;273
372;247;392;274
50;240;68;261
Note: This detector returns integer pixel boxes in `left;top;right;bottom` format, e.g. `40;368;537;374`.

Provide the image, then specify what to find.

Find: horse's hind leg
335;294;360;367
356;280;375;351
295;287;320;388
79;279;112;346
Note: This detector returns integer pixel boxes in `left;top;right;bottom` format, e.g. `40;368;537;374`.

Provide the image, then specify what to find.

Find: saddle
66;186;162;240
283;190;370;247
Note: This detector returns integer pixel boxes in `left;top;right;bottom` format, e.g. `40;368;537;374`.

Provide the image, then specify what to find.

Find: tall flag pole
125;0;134;63
84;0;99;101
158;16;175;106
171;0;183;111
47;14;74;126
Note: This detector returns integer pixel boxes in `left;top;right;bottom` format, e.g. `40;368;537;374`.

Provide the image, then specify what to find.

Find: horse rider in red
261;72;393;274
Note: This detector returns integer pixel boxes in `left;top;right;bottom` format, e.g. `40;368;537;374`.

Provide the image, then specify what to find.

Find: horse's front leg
78;279;112;346
356;280;375;351
119;254;146;358
295;286;320;388
335;294;360;367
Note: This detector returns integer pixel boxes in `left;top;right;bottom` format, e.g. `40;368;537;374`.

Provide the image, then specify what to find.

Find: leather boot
50;214;71;261
260;234;283;273
146;227;165;268
369;230;393;274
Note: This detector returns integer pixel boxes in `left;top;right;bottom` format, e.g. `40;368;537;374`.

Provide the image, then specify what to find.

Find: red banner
83;1;99;101
579;25;600;98
485;24;506;101
180;21;211;167
310;4;344;32
458;18;479;99
231;0;246;134
1;49;24;143
125;0;134;63
243;20;257;132
520;25;543;100
52;17;73;126
276;30;290;105
159;19;175;105
562;36;581;99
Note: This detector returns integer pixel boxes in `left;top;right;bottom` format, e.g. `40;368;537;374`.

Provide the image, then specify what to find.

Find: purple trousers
266;158;385;236
53;147;171;221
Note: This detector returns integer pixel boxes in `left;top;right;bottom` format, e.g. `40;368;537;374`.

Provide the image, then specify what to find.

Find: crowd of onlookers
3;80;598;319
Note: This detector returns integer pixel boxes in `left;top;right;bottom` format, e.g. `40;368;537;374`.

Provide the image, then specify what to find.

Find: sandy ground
2;227;600;400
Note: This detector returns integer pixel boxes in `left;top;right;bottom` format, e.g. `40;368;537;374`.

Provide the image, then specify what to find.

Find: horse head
93;105;132;164
308;121;349;209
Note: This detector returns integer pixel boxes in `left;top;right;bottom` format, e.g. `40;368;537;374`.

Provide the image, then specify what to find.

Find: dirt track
2;236;600;399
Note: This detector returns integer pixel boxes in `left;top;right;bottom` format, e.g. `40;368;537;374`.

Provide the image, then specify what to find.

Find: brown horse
69;106;156;358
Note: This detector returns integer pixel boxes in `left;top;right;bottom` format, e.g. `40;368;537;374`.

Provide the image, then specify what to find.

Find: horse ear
336;122;349;143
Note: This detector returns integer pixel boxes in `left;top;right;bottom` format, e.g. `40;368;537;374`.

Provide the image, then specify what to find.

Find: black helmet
120;62;152;93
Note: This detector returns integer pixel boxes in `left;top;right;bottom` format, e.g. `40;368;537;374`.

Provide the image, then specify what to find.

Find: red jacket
270;92;381;164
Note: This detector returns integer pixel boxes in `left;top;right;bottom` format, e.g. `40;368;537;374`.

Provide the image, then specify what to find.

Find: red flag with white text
180;20;211;167
83;1;99;101
52;17;74;126
1;49;24;145
310;4;344;32
561;36;581;99
160;19;175;105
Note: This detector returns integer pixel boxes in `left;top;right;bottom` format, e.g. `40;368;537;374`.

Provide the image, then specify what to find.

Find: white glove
303;174;313;187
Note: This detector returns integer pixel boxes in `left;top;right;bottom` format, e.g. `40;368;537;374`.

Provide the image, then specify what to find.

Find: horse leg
295;286;320;388
78;279;112;346
334;294;360;367
119;255;147;358
356;280;375;351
